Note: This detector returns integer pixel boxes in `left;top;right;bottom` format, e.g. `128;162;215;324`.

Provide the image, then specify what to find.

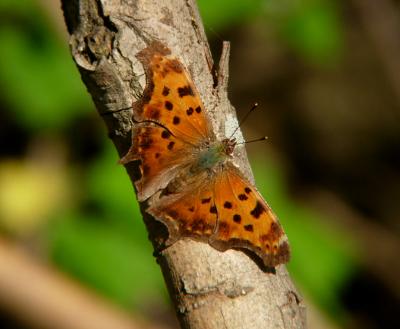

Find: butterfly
121;42;290;267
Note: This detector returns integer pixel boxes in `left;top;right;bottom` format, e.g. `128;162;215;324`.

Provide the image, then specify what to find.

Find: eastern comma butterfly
121;42;290;267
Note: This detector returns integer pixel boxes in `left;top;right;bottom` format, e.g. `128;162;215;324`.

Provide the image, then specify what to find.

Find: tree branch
61;1;306;328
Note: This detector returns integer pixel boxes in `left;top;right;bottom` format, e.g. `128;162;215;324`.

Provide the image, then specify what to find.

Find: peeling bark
61;1;306;328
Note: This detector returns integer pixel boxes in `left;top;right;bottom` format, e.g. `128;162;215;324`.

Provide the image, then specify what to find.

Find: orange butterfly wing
122;43;213;200
148;163;289;267
149;171;218;243
134;43;212;144
121;123;192;201
211;164;289;267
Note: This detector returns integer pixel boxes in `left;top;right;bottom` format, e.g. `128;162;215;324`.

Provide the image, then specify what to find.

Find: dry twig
61;1;306;328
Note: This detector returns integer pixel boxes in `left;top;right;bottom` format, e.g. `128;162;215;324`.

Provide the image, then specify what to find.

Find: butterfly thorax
162;138;236;196
192;138;237;173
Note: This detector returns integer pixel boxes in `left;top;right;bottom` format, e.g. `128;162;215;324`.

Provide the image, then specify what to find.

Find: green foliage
199;0;343;64
0;0;91;131
198;0;263;31
252;155;356;319
275;0;343;64
85;143;146;239
48;212;165;309
48;143;165;309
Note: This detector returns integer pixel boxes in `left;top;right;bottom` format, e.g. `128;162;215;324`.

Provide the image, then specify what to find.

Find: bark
61;1;306;328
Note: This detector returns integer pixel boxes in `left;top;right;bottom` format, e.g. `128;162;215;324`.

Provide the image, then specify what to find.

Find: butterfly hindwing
148;173;218;244
147;163;289;267
211;163;290;267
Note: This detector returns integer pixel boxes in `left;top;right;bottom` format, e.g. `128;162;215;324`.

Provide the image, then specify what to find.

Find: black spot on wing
167;141;175;150
233;214;241;223
250;201;266;219
165;101;173;111
178;85;194;97
173;116;180;125
238;194;248;201
244;224;254;232
224;201;232;209
162;86;170;96
161;130;170;139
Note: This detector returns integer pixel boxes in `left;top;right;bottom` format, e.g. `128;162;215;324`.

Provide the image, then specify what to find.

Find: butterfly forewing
121;124;193;201
135;46;212;145
123;44;213;200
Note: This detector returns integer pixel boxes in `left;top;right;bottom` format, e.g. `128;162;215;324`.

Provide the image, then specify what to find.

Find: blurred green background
0;0;399;328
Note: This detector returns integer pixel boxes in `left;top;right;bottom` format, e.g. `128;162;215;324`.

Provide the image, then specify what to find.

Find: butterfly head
222;138;237;156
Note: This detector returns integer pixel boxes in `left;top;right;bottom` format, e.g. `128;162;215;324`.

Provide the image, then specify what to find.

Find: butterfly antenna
237;136;268;145
229;102;259;139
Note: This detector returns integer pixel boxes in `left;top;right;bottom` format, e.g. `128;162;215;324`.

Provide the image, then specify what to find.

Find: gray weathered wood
61;1;306;328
